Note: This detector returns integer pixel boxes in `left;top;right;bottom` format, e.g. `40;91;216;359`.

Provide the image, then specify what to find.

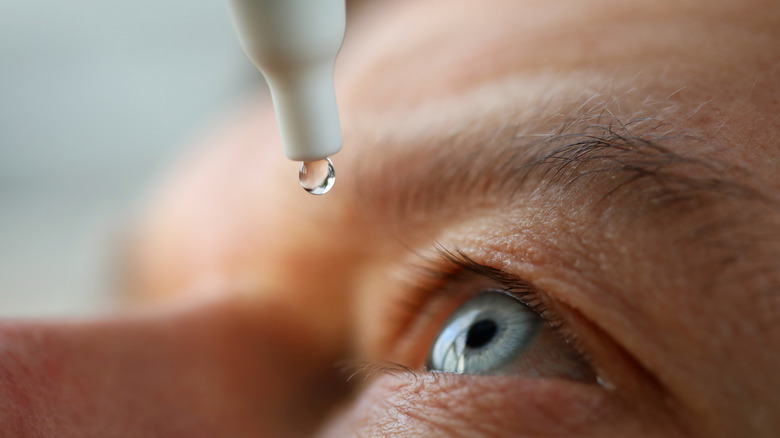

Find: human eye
426;290;594;382
335;247;621;437
395;249;597;383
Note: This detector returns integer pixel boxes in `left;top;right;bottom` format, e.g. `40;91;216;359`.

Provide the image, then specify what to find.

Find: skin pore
1;0;779;436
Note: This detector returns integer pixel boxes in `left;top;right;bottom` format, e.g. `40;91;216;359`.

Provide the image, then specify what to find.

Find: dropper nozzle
227;0;346;163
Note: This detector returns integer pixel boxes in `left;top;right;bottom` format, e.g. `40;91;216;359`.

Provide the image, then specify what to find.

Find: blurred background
0;0;258;316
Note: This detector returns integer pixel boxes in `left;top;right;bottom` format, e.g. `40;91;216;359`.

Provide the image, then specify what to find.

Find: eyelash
393;246;585;367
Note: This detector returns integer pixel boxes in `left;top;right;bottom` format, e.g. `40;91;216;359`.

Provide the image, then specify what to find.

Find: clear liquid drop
299;158;335;195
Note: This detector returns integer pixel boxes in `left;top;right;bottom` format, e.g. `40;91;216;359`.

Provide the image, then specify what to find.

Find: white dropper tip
228;0;345;162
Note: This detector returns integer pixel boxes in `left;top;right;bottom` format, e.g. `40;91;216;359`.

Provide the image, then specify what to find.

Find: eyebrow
353;107;770;234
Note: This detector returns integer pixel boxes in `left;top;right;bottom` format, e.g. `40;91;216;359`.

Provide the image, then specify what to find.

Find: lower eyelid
333;373;614;437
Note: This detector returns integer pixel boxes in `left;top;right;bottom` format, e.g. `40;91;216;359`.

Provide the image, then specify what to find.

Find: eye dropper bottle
227;0;346;195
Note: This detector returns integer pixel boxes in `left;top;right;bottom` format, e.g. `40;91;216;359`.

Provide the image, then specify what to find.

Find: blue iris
426;291;541;374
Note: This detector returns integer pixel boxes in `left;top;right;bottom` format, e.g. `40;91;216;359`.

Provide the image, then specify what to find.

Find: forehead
338;0;780;182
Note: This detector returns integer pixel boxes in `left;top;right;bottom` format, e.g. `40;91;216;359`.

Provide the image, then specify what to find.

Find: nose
0;294;350;437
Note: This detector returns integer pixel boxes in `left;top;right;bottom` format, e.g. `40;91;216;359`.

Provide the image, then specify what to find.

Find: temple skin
2;0;780;436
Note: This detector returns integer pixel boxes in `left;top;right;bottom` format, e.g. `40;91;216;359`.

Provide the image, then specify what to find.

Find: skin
1;0;779;436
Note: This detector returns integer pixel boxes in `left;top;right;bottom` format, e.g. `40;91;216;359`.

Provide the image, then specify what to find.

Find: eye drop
299;158;336;195
227;0;346;194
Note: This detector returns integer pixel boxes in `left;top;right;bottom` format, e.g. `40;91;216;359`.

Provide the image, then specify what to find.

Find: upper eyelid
423;246;554;324
384;245;569;365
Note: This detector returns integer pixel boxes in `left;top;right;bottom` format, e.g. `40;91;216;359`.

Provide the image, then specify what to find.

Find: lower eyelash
340;360;420;383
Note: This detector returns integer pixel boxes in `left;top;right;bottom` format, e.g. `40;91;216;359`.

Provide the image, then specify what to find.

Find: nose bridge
216;293;355;437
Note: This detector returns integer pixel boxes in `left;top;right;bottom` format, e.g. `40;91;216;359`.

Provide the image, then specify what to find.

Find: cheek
317;374;651;438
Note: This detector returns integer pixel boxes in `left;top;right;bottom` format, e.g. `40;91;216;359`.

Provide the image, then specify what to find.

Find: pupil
465;319;497;349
